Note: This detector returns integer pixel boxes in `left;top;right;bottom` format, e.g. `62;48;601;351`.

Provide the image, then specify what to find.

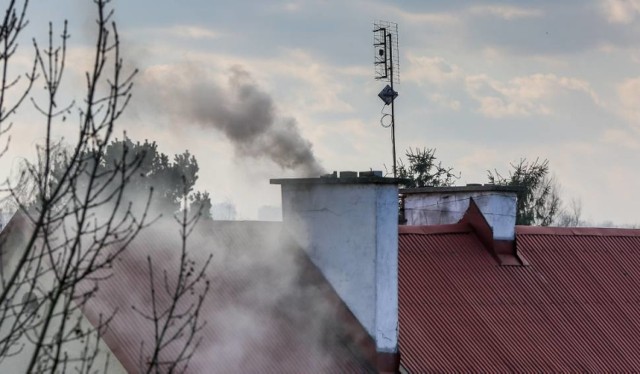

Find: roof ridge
516;226;640;237
399;223;472;235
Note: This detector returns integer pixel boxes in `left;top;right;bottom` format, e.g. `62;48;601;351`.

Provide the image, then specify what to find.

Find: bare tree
556;198;584;227
0;1;208;372
134;180;212;374
0;0;36;160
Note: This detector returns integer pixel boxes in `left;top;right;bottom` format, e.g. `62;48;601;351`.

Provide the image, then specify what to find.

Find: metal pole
388;31;397;178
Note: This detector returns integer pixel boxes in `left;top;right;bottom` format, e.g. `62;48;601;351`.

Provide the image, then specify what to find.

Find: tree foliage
99;137;211;218
396;148;459;188
10;136;213;219
488;158;560;226
396;148;580;227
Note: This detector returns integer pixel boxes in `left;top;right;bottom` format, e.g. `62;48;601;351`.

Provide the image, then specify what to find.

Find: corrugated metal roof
80;220;375;373
399;224;640;373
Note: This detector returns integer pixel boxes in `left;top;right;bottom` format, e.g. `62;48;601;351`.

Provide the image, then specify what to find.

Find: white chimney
271;171;400;370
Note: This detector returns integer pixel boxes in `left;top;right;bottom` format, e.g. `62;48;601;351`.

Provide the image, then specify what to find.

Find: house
1;174;640;373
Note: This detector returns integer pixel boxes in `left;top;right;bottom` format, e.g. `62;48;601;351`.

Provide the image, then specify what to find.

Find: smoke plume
77;218;370;372
138;64;325;176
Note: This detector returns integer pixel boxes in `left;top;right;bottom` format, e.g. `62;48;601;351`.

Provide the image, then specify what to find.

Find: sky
4;0;640;225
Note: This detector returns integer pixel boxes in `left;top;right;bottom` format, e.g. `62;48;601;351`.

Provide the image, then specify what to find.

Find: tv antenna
373;20;400;178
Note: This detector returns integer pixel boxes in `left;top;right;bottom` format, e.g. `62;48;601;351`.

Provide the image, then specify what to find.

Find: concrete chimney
271;171;401;370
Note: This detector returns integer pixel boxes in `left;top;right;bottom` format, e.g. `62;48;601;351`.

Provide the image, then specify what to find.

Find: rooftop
271;170;406;185
79;220;376;373
401;184;523;194
398;223;640;372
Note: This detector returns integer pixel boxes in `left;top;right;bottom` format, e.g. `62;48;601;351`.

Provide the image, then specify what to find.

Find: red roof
77;220;375;373
399;223;640;372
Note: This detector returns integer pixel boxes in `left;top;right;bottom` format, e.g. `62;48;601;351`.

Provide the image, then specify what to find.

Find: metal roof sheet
399;225;640;373
80;220;374;373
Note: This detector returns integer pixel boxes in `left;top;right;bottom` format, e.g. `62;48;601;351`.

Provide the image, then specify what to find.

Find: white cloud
468;5;543;20
404;54;463;111
364;2;460;26
256;49;355;114
367;2;542;26
602;128;640;149
602;0;640;24
465;73;599;118
282;2;302;12
369;2;540;28
616;76;640;125
404;55;600;118
405;54;462;85
128;25;221;41
429;94;461;111
397;10;460;25
165;25;220;39
130;43;356;116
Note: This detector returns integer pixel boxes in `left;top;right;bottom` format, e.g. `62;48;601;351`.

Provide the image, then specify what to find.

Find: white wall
280;181;398;353
404;191;517;240
374;187;399;352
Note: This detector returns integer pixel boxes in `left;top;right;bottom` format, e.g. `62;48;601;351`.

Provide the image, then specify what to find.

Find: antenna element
373;20;400;178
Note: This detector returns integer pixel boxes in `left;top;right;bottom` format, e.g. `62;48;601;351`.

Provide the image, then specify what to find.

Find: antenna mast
373;20;400;177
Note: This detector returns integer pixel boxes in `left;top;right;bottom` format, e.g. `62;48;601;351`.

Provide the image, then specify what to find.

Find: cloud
602;0;640;24
465;73;599;118
403;52;604;120
171;47;356;115
616;76;640;125
403;54;463;111
364;2;460;26
429;94;461;111
468;5;543;20
404;55;599;118
405;54;462;86
396;10;460;25
166;25;220;39
602;128;640;149
281;2;302;12
258;49;355;114
129;25;221;40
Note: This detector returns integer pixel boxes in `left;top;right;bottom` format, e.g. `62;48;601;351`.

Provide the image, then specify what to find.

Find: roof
79;220;375;373
401;184;522;195
271;176;403;186
398;223;640;373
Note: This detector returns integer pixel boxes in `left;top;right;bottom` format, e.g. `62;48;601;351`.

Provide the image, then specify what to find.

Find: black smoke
138;64;325;176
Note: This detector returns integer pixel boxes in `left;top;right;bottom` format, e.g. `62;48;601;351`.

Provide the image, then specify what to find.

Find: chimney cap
271;174;406;186
400;185;523;194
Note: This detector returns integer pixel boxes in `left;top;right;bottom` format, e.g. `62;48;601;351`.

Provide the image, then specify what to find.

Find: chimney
271;171;401;371
401;184;526;266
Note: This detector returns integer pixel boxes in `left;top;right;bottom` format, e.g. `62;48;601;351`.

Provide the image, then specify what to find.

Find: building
398;185;640;372
1;175;640;373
